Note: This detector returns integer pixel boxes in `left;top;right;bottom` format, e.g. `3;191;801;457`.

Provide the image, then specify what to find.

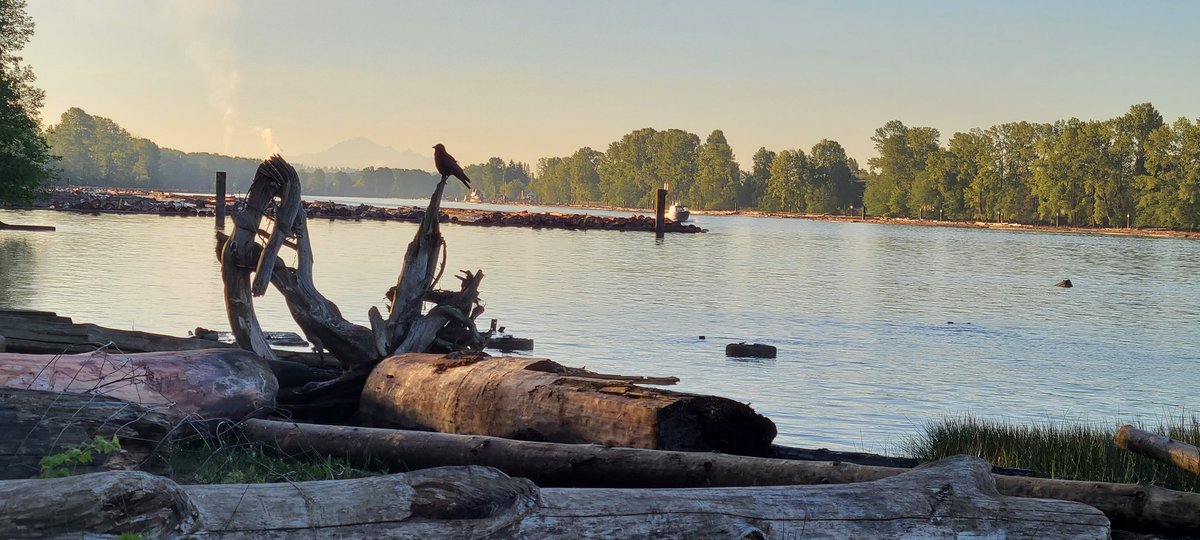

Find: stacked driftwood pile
1;156;1195;537
31;185;707;233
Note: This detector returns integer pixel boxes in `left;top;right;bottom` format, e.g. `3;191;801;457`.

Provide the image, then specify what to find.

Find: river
2;202;1197;453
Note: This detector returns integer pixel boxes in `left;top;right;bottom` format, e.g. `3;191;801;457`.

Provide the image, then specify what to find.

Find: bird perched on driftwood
433;143;472;189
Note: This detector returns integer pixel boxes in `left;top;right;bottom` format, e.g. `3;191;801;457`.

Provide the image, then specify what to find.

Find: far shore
497;200;1200;241
7;186;1197;241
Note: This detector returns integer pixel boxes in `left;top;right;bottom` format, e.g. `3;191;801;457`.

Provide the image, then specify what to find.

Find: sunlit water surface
2;205;1197;453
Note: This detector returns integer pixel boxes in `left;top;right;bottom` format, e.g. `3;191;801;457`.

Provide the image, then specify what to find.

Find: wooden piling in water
655;188;667;238
215;171;227;230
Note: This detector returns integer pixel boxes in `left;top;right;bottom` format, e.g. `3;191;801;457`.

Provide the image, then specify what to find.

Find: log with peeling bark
0;349;276;422
1116;424;1200;475
241;418;1200;536
0;389;178;479
360;353;777;455
0;457;1110;538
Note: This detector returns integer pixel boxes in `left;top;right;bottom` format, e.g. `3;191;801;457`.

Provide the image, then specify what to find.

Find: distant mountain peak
286;138;432;171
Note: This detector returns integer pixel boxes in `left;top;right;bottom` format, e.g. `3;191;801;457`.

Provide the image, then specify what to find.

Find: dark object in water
192;326;308;347
698;335;706;340
726;342;777;358
1056;279;1073;288
487;336;534;351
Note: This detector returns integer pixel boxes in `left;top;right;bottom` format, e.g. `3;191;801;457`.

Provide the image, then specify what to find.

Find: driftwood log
0;309;225;355
360;353;776;455
1116;424;1200;475
242;419;1200;536
0;389;178;479
0;457;1109;538
0;349;276;421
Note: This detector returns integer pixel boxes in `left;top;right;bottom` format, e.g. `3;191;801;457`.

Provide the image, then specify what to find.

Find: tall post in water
215;171;227;230
655;185;668;239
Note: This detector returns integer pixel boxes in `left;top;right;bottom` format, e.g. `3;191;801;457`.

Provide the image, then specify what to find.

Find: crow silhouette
433;143;471;189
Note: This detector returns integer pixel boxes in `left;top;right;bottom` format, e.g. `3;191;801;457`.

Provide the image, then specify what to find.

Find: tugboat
666;202;690;222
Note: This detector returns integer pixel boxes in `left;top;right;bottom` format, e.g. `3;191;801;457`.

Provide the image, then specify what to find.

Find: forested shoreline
35;103;1200;230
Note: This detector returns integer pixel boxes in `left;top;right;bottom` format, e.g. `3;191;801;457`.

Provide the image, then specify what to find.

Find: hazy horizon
24;0;1200;169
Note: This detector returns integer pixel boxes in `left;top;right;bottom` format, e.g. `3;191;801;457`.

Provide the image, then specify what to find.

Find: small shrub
39;435;122;478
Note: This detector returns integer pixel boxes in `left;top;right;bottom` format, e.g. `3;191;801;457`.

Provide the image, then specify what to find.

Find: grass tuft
903;414;1200;492
165;427;388;485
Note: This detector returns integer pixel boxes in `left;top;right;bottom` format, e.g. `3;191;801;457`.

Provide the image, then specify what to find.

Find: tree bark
0;349;276;422
241;418;1200;536
0;389;179;479
0;457;1110;538
360;353;777;455
1115;424;1200;475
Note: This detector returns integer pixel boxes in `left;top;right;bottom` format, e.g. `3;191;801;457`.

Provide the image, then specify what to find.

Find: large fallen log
1116;424;1200;475
0;389;178;479
360;353;777;455
242;419;1200;535
0;309;226;354
0;349;276;421
0;457;1109;538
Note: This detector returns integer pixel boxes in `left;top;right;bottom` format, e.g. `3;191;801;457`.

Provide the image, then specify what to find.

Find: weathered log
0;389;178;479
360;354;776;455
0;309;227;354
0;349;276;421
0;458;1110;538
242;419;1200;536
1115;424;1200;475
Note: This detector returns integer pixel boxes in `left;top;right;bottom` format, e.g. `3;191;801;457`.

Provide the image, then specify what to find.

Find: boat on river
667;202;690;222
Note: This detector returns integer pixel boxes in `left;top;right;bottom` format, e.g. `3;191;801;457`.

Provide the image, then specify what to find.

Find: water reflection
0;237;35;306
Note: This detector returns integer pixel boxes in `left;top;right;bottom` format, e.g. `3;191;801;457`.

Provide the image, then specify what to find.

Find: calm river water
2;202;1197;452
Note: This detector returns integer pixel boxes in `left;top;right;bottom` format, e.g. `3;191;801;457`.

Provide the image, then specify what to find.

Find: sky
22;0;1200;170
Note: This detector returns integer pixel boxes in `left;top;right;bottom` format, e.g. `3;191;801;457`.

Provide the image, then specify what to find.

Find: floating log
0;389;177;479
0;457;1109;538
1116;424;1200;475
486;336;534;351
726;342;777;358
0;221;55;232
0;349;276;422
242;419;1200;536
360;354;776;455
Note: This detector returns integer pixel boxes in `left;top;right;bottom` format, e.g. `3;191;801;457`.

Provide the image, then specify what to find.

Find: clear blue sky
23;0;1200;169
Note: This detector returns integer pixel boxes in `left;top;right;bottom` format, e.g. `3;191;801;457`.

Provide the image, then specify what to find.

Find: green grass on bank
903;415;1200;493
165;430;389;485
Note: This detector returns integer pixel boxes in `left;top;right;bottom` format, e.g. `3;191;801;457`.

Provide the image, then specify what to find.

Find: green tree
0;0;53;204
598;128;661;207
762;149;809;212
740;147;774;209
691;129;739;210
807;139;855;214
865;120;941;216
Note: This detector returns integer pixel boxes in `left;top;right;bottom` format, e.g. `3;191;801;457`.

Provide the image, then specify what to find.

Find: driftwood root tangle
0;457;1108;538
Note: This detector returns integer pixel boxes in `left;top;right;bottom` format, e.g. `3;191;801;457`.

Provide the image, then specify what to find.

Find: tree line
531;129;864;213
864;103;1200;228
